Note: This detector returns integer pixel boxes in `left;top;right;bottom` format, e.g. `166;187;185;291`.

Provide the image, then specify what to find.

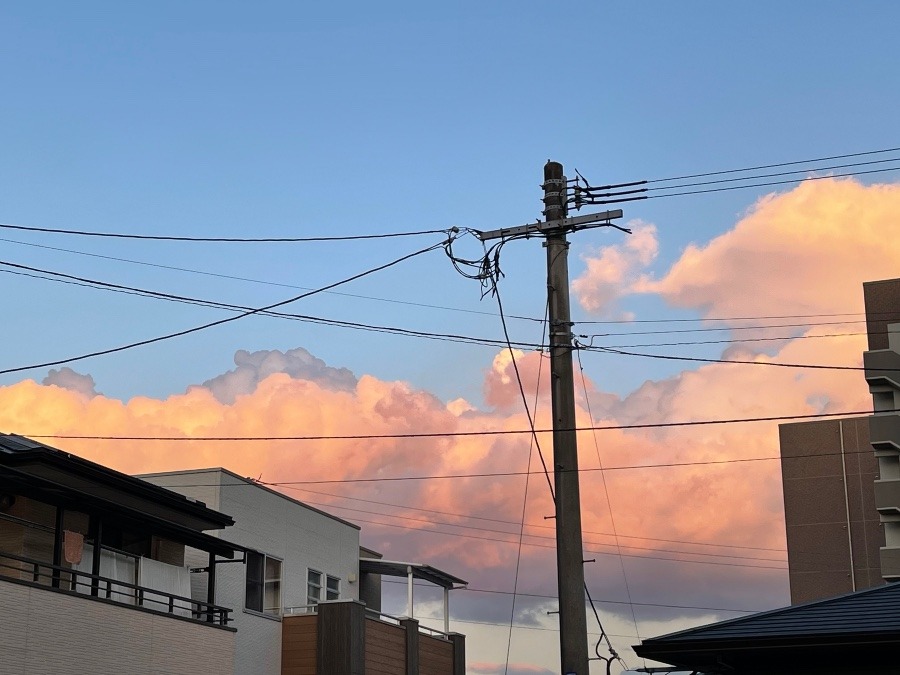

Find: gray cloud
200;348;357;404
42;367;99;398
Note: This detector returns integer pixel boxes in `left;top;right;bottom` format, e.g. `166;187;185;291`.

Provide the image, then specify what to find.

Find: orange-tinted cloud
639;178;900;318
0;178;896;668
571;221;658;315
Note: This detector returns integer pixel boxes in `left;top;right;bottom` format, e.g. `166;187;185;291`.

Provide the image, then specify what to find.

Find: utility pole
544;161;588;675
477;162;625;674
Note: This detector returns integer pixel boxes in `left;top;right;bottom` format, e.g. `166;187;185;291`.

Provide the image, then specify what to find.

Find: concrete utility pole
477;161;625;675
543;161;588;675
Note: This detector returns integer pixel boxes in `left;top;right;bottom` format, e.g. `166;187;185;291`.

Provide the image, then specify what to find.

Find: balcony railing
285;602;452;641
864;349;900;389
0;549;232;626
871;413;900;451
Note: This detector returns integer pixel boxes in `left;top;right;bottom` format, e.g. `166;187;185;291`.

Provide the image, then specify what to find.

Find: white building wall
0;577;234;675
140;468;361;675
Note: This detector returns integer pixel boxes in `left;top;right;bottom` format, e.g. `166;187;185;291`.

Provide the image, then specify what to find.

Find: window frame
307;568;323;605
325;574;340;601
244;550;283;619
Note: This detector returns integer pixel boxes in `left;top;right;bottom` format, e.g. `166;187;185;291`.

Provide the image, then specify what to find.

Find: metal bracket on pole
475;209;624;242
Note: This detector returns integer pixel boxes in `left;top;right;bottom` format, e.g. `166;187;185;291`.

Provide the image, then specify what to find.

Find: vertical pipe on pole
444;587;450;634
544;160;589;674
407;565;414;618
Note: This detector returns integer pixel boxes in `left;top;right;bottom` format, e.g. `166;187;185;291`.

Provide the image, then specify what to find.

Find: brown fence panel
420;634;453;675
282;614;318;675
365;617;407;675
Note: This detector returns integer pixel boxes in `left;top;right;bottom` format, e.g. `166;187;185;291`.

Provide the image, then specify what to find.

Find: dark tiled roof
645;581;900;645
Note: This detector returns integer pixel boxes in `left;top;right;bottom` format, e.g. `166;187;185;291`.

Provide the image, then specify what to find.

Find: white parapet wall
0;576;235;675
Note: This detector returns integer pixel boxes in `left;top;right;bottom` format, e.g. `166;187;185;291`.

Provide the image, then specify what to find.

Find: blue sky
2;1;898;402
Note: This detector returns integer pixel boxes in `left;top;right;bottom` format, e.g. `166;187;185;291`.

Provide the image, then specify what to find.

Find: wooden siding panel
420;635;454;675
282;614;317;675
365;618;406;675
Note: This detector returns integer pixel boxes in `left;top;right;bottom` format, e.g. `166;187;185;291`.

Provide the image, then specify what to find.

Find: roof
0;434;238;557
635;581;900;673
138;467;361;531
359;558;467;589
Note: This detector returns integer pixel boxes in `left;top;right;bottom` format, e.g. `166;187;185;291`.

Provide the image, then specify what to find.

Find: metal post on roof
444;586;450;633
407;564;414;618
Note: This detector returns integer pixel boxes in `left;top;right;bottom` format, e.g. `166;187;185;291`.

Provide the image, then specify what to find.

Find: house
0;437;467;675
139;467;468;675
633;581;900;675
0;433;237;674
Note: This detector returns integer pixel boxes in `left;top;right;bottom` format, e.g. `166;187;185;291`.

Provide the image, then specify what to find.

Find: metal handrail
363;606;450;640
0;549;232;626
284;604;318;615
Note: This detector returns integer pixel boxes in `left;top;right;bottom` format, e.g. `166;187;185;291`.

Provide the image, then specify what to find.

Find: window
245;551;282;617
307;569;322;605
326;575;340;600
307;569;340;604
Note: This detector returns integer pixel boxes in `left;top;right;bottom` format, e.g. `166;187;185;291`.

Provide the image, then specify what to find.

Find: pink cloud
572;221;658;315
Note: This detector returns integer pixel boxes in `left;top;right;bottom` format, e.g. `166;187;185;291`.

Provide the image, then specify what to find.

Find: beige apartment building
780;277;900;603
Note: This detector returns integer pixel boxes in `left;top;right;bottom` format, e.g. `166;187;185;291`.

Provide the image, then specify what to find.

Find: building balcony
0;552;235;674
871;413;900;451
0;548;233;625
874;479;900;515
282;600;464;675
881;546;900;581
864;349;900;390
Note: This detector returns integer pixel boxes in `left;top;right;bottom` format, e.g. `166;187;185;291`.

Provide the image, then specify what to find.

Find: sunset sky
2;3;900;673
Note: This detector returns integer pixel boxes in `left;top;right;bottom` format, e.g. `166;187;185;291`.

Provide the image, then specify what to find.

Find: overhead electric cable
0;261;541;351
577;347;643;653
645;156;900;192
0;236;544;323
644;145;900;183
0;238;449;376
269;486;786;553
0;222;453;242
343;512;785;570
643;165;900;200
499;291;550;675
380;578;761;614
581;344;875;372
27;407;895;443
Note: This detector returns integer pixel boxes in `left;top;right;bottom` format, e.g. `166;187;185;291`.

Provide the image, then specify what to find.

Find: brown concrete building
779;417;882;603
779;277;900;604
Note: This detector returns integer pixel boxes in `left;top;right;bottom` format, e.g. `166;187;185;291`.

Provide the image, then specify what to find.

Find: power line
25;407;888;443
6;233;891;332
381;579;763;615
273;486;786;553
289;490;787;563
5;259;881;354
0;222;453;243
644;165;900;200
597;332;867;349
580;344;876;372
644;145;900;184
294;482;787;562
578;318;874;336
352;511;785;570
0;236;544;324
0;238;449;376
0;261;540;351
646;156;900;192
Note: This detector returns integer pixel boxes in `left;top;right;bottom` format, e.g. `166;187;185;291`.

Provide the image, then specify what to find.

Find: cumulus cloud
200;347;356;403
572;221;658;315
41;367;99;398
2;178;898;672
